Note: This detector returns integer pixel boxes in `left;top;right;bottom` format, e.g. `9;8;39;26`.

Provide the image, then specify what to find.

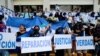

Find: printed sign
54;34;72;50
21;36;52;53
76;36;95;50
0;32;16;49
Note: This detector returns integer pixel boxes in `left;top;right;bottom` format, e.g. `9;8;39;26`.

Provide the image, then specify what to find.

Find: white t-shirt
74;16;81;23
67;16;73;23
80;13;89;23
44;11;50;17
89;16;96;24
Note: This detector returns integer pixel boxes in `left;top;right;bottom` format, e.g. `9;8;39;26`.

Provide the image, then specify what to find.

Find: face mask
33;28;39;34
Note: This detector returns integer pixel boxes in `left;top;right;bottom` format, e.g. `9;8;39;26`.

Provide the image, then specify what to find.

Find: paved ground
10;53;92;56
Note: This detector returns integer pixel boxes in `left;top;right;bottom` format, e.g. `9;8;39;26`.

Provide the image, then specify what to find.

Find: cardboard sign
54;34;72;50
21;36;52;53
0;32;16;49
76;36;95;50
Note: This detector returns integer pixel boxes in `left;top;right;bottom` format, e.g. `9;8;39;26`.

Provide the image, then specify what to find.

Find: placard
54;34;72;50
21;36;52;53
0;32;16;49
76;36;95;50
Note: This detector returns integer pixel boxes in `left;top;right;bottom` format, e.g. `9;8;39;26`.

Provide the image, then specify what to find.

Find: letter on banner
54;34;72;50
0;32;16;49
76;36;95;50
21;36;52;53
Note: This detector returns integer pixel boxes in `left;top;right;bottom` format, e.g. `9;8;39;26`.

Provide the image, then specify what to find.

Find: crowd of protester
0;6;100;56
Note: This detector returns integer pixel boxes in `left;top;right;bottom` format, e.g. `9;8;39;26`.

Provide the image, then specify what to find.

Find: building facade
0;0;100;12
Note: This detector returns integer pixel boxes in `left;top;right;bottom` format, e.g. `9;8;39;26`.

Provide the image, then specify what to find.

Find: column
7;0;14;10
94;0;99;12
43;0;50;11
0;0;6;6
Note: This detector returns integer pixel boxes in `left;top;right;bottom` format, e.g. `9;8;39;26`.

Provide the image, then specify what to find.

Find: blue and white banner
0;32;16;49
21;36;52;53
54;34;72;50
76;36;95;50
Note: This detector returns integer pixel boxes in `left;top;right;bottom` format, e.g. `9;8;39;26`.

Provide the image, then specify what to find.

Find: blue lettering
1;41;5;48
0;41;16;48
54;38;71;45
22;40;51;48
77;39;93;46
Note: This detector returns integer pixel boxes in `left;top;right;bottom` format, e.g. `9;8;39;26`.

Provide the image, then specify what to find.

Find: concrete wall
0;0;100;12
7;0;14;10
0;0;6;6
13;0;94;11
50;0;93;5
13;0;43;5
13;0;94;5
43;0;50;11
59;5;72;12
0;0;14;10
94;0;100;12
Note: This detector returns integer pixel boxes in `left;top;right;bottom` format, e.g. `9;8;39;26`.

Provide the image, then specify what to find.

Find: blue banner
51;21;69;30
6;16;69;30
6;16;49;28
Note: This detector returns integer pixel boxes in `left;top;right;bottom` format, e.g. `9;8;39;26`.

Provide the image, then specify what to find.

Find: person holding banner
30;25;51;56
0;14;6;32
54;27;72;56
16;24;29;56
0;14;9;56
93;19;100;56
72;22;85;56
55;27;65;56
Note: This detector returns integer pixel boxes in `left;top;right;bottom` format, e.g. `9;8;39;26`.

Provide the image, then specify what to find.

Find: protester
16;25;29;56
0;14;9;56
89;12;96;25
55;27;65;56
71;22;84;56
47;13;54;23
93;19;100;56
1;5;100;56
67;12;74;29
30;25;51;56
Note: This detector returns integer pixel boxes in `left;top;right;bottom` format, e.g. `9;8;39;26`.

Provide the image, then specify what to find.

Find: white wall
59;5;72;12
2;0;99;12
7;0;14;10
50;0;93;5
43;0;50;11
94;0;100;12
13;0;43;5
0;0;6;6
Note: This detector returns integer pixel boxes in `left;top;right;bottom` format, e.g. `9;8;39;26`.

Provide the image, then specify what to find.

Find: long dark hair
33;25;40;34
55;12;59;18
55;27;64;34
0;15;4;21
95;24;100;33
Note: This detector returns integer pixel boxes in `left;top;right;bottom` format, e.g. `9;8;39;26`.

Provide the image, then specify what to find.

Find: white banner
76;36;95;50
54;34;72;50
21;36;52;53
0;32;16;49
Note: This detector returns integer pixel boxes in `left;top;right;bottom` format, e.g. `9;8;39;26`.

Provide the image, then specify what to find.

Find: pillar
0;0;6;6
7;0;14;10
43;0;50;11
94;0;99;12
